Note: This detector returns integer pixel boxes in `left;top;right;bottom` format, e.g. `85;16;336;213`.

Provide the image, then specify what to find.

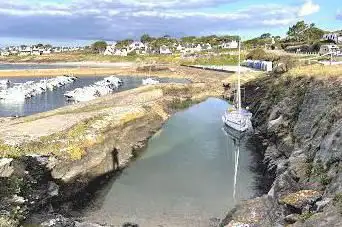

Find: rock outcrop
222;75;342;226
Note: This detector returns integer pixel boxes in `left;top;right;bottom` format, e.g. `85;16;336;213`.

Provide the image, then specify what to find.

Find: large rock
222;196;284;226
292;204;342;227
288;150;308;181
279;190;322;210
271;170;300;200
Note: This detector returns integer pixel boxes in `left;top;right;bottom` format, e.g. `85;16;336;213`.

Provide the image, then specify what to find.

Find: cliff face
223;75;342;226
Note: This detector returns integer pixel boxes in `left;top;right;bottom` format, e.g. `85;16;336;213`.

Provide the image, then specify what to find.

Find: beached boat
142;78;159;85
0;75;77;103
64;76;123;102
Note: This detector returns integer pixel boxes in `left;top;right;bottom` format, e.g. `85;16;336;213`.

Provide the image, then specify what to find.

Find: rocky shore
222;74;342;226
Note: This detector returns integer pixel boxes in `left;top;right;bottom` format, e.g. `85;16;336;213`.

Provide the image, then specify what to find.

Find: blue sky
0;0;341;46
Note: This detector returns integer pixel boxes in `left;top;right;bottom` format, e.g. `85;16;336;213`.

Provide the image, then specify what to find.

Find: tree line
91;20;329;53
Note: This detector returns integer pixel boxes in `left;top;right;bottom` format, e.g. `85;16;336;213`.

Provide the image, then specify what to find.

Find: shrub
246;48;268;60
246;48;277;61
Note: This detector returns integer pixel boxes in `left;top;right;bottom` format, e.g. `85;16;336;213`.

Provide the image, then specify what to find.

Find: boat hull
222;115;249;132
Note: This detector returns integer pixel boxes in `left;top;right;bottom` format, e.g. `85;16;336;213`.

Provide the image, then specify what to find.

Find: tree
44;44;53;49
140;34;153;43
286;21;324;42
116;39;133;49
260;33;271;39
36;43;44;48
91;41;107;53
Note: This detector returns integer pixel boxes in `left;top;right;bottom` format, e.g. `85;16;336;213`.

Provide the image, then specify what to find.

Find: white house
159;45;172;55
0;51;9;56
202;43;212;51
52;47;62;53
129;41;145;51
176;44;184;52
194;44;202;52
220;40;238;49
322;33;342;44
104;42;117;56
43;49;52;55
113;49;128;56
18;46;32;56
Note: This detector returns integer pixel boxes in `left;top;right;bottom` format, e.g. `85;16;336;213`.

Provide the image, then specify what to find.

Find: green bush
246;48;276;61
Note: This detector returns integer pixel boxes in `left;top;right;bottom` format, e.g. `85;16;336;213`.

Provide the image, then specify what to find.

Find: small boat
142;78;159;85
222;40;252;132
0;79;10;88
64;76;123;102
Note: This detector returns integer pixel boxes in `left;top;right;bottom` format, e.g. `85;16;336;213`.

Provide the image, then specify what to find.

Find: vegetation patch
333;193;342;214
299;211;314;221
168;97;201;110
0;216;18;227
310;160;332;186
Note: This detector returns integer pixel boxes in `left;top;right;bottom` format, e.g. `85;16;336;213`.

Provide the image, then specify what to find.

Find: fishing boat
222;40;252;132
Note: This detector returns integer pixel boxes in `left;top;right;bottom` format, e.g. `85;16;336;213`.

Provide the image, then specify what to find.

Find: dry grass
222;71;265;85
287;64;342;79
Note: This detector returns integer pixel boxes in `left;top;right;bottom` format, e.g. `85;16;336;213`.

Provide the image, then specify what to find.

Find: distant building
113;48;128;56
202;43;212;51
159;45;172;55
322;33;342;44
220;40;238;49
176;44;184;52
129;41;145;51
104;42;117;56
0;50;10;56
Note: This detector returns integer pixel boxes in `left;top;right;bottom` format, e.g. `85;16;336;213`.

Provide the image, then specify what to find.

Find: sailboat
222;40;252;132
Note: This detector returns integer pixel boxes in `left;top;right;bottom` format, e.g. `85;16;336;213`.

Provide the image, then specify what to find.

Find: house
322;32;342;44
104;42;117;56
194;44;202;52
128;41;145;52
176;44;184;52
113;49;128;56
52;47;62;53
32;49;42;56
159;45;172;55
202;43;212;51
18;46;32;56
220;40;238;49
31;46;44;55
43;49;52;55
319;44;340;55
0;50;9;56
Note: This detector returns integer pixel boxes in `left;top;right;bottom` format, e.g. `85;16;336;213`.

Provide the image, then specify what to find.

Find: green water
81;98;257;227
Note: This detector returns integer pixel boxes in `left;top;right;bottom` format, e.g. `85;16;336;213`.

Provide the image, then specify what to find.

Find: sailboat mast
237;39;242;111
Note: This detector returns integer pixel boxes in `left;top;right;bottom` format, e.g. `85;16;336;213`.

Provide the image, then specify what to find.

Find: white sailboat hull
222;110;252;132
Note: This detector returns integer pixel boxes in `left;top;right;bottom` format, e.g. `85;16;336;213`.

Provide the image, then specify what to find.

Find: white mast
237;39;242;111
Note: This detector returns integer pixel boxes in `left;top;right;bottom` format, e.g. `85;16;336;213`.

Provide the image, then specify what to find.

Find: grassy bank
0;52;240;65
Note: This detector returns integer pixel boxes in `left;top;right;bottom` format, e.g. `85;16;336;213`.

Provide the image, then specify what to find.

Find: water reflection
74;98;256;226
221;126;245;201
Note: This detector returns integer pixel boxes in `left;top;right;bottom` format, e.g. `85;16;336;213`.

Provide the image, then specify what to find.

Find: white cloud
298;0;320;17
0;0;309;40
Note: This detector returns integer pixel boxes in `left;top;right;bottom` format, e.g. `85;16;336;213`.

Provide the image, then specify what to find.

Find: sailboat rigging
222;39;252;132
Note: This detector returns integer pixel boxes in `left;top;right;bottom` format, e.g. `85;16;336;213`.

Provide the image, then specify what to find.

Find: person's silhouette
112;147;119;170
